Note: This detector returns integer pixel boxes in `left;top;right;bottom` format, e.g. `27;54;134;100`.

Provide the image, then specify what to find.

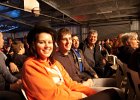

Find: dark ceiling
0;0;140;33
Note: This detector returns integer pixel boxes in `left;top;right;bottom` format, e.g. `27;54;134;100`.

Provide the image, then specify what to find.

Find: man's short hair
57;28;71;42
12;41;24;54
89;29;98;34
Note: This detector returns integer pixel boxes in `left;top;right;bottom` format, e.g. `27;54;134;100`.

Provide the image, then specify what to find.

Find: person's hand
82;81;89;87
82;79;94;87
102;58;107;65
10;79;22;91
9;62;19;73
94;74;99;78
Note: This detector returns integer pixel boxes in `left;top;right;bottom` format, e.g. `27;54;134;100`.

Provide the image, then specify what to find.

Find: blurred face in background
35;32;53;61
0;32;4;49
127;35;139;49
88;32;98;45
7;38;13;45
72;35;79;49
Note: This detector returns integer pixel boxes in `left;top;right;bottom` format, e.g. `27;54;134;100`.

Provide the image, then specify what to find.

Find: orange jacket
22;57;96;100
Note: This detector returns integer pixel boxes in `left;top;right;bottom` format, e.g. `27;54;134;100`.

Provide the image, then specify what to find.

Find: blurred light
0;5;8;11
0;24;19;32
5;10;20;18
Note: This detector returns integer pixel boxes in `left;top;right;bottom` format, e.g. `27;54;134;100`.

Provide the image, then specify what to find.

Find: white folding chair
21;88;28;100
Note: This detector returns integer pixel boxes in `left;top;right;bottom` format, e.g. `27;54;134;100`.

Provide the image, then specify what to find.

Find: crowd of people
0;23;139;100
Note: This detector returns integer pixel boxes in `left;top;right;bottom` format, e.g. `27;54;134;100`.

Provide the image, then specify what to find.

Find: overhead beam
41;0;80;24
0;13;33;27
59;0;113;10
0;2;79;25
88;14;138;21
89;20;131;27
70;6;138;16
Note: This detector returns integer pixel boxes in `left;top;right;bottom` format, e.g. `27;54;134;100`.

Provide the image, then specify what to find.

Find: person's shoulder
117;46;130;52
94;44;101;51
53;51;61;57
132;48;140;58
24;57;35;65
79;39;87;49
78;49;83;53
23;57;44;71
0;51;6;60
134;48;140;53
54;60;60;65
0;52;3;58
95;43;100;47
53;60;64;69
53;52;61;60
12;53;27;58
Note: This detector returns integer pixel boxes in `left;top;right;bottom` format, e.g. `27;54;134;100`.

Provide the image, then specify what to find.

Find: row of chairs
112;55;140;100
127;67;140;100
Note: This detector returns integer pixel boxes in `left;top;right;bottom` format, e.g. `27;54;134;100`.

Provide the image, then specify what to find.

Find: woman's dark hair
27;24;56;64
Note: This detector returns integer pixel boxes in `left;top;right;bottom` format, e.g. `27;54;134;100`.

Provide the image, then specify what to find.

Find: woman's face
35;32;53;60
128;36;139;49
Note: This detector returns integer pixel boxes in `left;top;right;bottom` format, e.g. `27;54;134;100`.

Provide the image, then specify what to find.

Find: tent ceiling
0;0;139;33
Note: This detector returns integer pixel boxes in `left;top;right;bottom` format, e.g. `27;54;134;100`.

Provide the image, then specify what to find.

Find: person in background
55;28;126;92
0;32;23;100
72;35;98;79
54;28;95;86
103;38;112;55
23;36;29;56
8;41;27;78
22;25;121;100
71;35;118;87
116;32;139;65
128;47;140;74
4;37;14;55
79;30;114;78
112;34;123;55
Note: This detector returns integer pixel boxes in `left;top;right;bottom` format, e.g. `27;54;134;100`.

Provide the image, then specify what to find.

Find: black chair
127;68;140;100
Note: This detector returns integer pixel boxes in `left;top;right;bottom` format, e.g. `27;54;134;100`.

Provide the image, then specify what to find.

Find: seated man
71;35;98;80
79;30;114;78
54;28;117;87
53;28;124;100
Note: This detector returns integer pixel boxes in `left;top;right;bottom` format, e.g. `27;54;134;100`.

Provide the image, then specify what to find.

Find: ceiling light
96;11;112;15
